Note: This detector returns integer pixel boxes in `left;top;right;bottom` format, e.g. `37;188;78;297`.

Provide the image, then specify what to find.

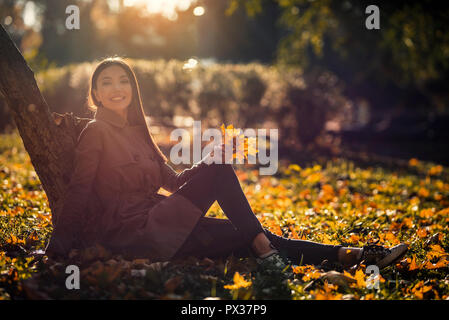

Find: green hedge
2;59;351;146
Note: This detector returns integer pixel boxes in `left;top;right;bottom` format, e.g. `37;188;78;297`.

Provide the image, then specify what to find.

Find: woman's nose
112;81;123;90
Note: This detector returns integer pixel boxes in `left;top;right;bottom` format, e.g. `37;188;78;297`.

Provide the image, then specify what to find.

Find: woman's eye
101;81;128;86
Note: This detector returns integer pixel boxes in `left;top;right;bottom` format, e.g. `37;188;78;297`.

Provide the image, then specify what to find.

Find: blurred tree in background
0;0;285;131
228;0;449;114
2;0;448;112
1;0;449;160
0;0;283;68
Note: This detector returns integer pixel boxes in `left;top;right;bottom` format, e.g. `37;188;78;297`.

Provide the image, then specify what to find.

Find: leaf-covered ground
1;132;448;300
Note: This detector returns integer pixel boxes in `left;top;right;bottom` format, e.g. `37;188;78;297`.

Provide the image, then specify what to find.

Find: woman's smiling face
93;65;133;117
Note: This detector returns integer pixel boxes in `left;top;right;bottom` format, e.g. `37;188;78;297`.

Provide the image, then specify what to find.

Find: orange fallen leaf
224;272;252;290
425;257;449;270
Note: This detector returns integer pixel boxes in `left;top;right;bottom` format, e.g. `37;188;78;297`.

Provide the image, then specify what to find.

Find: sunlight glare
182;58;199;71
193;6;205;16
124;0;196;19
23;1;37;27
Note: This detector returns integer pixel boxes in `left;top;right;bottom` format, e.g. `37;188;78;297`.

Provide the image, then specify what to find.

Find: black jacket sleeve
160;160;208;193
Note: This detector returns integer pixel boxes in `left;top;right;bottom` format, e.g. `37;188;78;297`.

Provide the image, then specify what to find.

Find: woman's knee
208;162;233;170
263;228;288;249
206;163;235;178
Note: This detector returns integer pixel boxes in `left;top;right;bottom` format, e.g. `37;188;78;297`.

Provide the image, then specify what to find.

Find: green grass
1;131;448;300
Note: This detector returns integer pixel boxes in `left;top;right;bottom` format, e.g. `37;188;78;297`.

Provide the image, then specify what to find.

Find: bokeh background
2;1;449;301
1;0;449;164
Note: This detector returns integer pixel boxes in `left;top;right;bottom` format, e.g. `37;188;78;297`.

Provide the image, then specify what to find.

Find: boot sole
376;244;408;269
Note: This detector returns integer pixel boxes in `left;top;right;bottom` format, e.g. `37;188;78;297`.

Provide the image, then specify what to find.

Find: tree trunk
0;24;91;226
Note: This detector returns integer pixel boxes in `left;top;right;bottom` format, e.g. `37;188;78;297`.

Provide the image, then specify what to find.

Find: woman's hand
203;143;235;165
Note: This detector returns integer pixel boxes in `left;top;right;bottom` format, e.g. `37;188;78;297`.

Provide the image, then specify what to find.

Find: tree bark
0;24;91;225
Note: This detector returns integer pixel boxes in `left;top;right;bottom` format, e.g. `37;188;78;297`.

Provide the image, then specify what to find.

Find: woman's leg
174;215;347;267
175;163;265;246
172;216;254;260
174;163;352;266
263;231;343;265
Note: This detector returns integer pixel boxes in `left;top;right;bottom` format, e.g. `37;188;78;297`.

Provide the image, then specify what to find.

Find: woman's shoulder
79;119;110;136
76;119;109;143
84;119;108;131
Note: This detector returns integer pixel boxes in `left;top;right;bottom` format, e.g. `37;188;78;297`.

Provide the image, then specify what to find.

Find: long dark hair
87;56;167;163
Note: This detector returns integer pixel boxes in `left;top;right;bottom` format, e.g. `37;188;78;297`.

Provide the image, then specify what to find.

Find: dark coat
46;106;207;261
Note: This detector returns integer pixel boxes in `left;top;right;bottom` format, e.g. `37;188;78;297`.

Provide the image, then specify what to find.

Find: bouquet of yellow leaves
220;124;258;162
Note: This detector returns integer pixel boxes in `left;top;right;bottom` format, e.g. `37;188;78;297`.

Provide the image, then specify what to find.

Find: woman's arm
160;144;232;193
45;122;103;257
160;160;208;193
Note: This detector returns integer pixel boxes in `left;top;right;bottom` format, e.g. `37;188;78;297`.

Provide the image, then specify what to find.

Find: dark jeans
172;163;342;265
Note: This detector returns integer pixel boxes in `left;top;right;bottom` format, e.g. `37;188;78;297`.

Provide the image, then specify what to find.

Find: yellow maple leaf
302;270;322;282
408;255;421;271
425;257;449;270
224;272;252;290
384;232;400;245
348;234;360;244
411;281;433;299
6;234;25;245
419;208;434;218
313;281;342;300
426;245;447;260
292;265;316;274
220;124;258;161
417;227;428;238
402;217;414;229
342;269;367;288
354;269;366;288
